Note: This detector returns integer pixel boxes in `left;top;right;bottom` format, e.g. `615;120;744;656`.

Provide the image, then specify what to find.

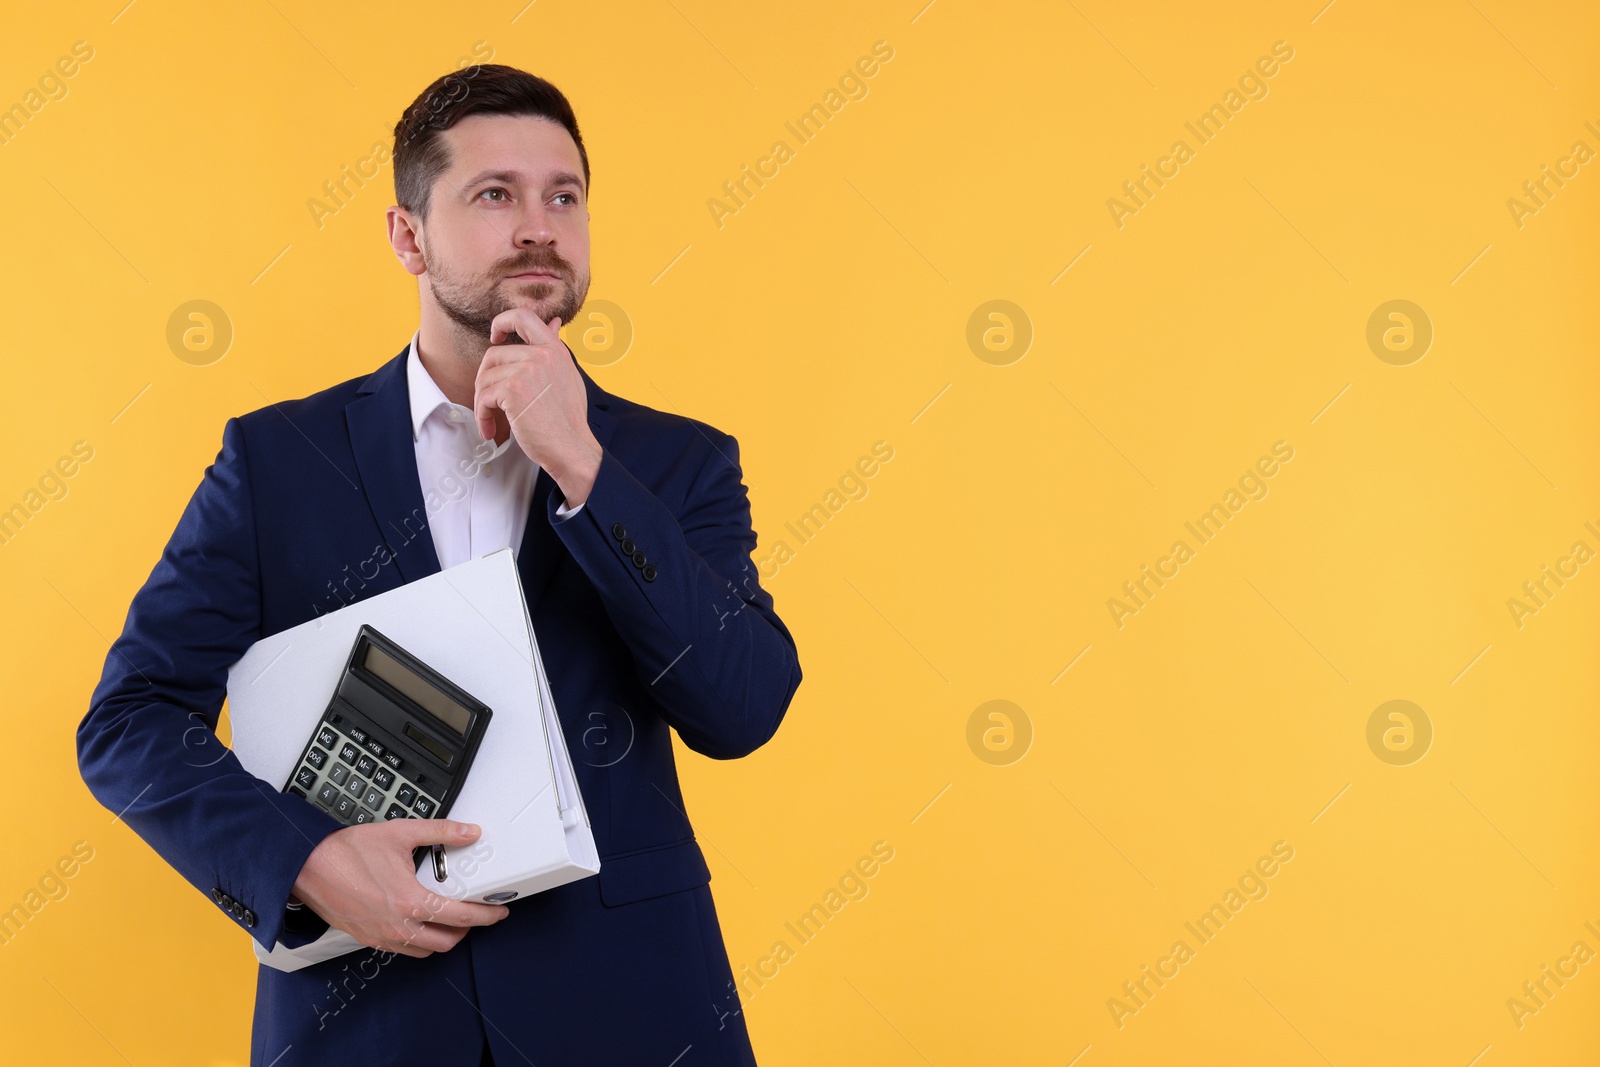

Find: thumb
400;818;481;848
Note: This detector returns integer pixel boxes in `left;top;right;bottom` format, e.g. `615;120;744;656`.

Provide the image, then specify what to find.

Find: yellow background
2;0;1597;1063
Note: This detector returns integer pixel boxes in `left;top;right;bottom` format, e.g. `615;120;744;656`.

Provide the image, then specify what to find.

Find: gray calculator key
294;766;318;790
363;787;384;809
338;743;359;765
412;795;436;818
352;808;376;825
396;784;417;806
373;768;395;790
317;726;338;748
316;783;339;806
355;755;378;777
345;776;366;798
385;804;409;820
329;764;349;786
334;795;356;819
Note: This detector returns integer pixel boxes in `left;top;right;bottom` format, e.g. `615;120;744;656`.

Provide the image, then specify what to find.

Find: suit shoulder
232;356;397;440
604;388;736;458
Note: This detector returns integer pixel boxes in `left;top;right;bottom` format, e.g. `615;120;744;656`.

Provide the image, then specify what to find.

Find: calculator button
338;743;359;765
352;808;376;825
294;766;318;790
316;783;339;806
363;787;385;809
347;726;368;745
373;768;395;790
346;776;366;798
288;786;307;798
382;752;403;771
385;804;409;821
328;764;349;786
317;727;338;748
363;738;386;758
306;747;328;769
396;784;417;807
412;795;436;818
334;796;356;819
355;755;378;777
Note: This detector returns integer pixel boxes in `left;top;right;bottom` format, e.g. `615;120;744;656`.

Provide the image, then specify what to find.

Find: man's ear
386;205;427;277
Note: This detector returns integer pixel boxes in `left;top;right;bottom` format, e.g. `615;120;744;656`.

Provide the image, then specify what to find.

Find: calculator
284;624;492;850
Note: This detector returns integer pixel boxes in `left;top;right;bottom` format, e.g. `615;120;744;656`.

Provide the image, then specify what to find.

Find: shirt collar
405;330;518;463
405;330;455;443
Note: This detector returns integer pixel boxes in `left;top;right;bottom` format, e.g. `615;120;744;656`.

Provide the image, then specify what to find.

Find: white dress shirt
405;331;584;571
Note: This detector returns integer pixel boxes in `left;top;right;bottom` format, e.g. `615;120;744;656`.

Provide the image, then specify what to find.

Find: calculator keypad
289;720;440;828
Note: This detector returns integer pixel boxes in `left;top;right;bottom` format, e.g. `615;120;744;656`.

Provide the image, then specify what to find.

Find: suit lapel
346;345;441;587
344;339;616;614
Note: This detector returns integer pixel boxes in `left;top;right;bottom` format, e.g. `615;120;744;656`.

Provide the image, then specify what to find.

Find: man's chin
490;292;573;330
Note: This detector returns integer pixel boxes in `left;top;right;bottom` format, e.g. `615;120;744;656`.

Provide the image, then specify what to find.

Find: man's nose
513;203;556;248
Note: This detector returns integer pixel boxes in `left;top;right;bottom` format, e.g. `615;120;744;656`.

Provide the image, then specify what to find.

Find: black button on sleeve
620;537;635;554
642;564;657;582
610;523;626;540
632;551;647;567
244;909;257;927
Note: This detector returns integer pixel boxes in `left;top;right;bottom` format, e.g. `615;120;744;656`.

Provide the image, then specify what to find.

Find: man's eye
553;193;578;206
479;188;508;202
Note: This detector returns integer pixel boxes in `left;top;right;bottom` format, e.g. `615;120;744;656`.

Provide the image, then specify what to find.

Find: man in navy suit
76;64;801;1066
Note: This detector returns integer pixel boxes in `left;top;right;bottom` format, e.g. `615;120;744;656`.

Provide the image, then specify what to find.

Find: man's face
415;113;591;339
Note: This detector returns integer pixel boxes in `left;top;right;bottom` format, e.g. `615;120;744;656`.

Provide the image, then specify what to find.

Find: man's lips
507;270;560;281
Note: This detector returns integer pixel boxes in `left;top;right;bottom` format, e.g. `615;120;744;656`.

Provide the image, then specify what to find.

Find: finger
474;372;549;428
394;818;482;849
381;938;432;959
488;310;534;346
475;339;532;388
425;900;512;929
395;921;469;954
474;385;502;443
350;922;432;958
490;308;540;347
492;306;558;348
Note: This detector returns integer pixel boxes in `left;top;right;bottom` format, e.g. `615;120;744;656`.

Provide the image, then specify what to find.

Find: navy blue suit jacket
77;342;802;1065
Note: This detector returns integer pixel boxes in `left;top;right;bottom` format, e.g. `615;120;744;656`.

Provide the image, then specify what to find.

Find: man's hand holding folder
289;818;509;958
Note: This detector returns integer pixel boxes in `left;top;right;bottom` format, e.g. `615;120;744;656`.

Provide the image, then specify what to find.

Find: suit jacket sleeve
76;415;347;952
551;431;802;759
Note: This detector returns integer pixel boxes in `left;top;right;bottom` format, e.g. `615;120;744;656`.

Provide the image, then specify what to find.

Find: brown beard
425;246;591;341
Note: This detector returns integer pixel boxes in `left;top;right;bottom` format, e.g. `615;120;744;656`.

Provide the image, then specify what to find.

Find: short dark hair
392;64;589;221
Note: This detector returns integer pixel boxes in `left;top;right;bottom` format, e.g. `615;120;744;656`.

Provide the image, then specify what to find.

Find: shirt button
448;409;466;423
483;462;494;477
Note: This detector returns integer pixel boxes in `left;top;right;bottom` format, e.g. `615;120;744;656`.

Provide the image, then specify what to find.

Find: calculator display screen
404;722;454;765
363;643;471;735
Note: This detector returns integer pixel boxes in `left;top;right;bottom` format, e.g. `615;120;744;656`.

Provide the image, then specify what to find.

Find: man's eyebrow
460;168;586;193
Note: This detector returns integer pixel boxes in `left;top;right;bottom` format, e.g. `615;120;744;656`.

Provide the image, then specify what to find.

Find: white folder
226;547;600;972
